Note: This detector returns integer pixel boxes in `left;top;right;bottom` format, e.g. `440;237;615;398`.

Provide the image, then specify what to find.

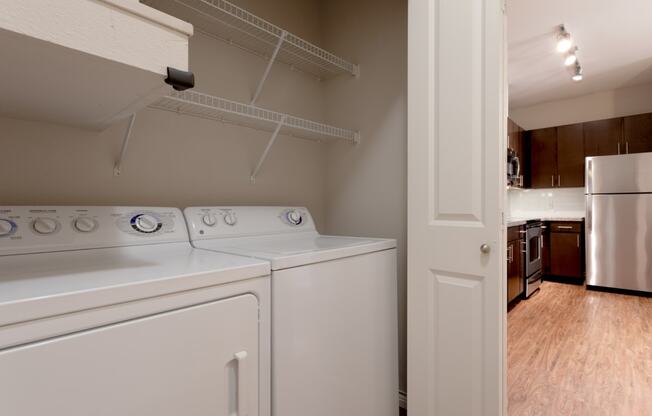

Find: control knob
0;219;16;237
131;214;162;234
202;214;217;227
223;212;237;226
285;209;303;226
74;217;97;233
32;217;59;235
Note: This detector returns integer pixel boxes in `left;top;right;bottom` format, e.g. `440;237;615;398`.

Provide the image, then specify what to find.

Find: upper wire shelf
142;0;359;79
150;90;360;143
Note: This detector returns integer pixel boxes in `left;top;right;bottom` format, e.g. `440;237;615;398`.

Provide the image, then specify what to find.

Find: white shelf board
150;90;359;143
0;0;191;129
141;0;359;79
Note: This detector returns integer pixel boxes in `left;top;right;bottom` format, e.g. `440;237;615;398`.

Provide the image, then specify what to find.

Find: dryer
0;206;271;416
184;206;399;416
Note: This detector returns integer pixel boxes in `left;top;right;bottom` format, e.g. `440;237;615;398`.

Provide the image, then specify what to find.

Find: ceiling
508;0;652;109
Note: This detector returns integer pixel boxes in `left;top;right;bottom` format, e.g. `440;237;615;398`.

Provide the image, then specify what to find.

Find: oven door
525;226;542;277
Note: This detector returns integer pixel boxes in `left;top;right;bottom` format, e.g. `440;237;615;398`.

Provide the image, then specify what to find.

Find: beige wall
510;82;652;130
321;0;408;394
0;0;329;227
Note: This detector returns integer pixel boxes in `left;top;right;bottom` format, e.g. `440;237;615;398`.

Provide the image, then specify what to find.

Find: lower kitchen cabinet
548;222;584;280
507;226;525;304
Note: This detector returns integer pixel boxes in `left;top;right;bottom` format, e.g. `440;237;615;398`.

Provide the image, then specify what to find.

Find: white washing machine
184;206;399;416
0;206;271;416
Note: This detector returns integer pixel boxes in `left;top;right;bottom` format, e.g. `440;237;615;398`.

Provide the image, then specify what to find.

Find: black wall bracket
165;67;195;91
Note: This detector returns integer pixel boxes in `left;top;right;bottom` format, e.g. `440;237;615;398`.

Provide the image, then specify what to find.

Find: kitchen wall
510;82;652;130
507;187;585;219
321;0;408;395
0;0;329;227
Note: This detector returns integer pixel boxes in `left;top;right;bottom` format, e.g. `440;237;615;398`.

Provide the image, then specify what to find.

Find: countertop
507;216;585;228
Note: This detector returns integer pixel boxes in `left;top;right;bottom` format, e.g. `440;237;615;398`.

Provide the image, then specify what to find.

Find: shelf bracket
113;114;137;176
251;30;287;106
250;115;286;183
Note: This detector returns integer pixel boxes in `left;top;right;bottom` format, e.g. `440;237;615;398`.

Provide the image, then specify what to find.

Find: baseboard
399;390;407;409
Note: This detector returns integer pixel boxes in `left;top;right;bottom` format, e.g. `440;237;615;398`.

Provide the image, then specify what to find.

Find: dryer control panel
184;206;316;240
0;206;188;256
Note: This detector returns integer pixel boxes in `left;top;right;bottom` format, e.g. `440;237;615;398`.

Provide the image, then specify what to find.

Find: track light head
572;63;583;82
564;47;578;66
556;25;572;53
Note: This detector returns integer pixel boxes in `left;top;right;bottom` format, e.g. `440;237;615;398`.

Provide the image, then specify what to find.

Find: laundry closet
0;0;407;415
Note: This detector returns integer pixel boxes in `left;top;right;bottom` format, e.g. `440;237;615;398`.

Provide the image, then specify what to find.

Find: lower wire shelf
150;90;360;143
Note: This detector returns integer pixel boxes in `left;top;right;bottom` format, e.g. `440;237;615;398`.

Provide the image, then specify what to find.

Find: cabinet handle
519;175;524;187
618;142;621;154
556;225;573;230
626;141;629;154
541;234;544;249
558;175;561;187
551;175;555;187
507;245;513;262
577;234;580;248
234;351;249;416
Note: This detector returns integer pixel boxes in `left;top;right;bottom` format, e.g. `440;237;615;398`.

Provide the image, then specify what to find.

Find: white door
407;0;506;415
0;294;260;416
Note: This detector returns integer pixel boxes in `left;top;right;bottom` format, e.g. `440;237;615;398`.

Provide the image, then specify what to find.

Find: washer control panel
0;207;188;256
184;206;315;240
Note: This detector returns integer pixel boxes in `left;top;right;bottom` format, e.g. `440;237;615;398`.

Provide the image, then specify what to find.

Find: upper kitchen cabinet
0;0;193;130
528;127;557;188
527;124;584;188
583;118;622;156
556;123;584;188
623;113;652;154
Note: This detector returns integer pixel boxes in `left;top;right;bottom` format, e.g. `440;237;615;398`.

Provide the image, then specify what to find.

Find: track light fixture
556;25;572;53
572;63;583;82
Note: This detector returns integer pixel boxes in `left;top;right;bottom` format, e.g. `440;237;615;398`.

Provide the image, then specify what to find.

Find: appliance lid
586;152;652;194
192;233;397;270
0;242;269;327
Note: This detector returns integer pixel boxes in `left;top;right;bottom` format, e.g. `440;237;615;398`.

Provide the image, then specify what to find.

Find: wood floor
508;282;652;416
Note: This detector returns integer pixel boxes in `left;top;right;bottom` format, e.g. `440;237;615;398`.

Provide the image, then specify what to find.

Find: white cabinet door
0;294;259;416
407;0;506;415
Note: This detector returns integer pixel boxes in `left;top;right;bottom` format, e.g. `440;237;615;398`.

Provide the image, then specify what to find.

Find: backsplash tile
507;187;585;219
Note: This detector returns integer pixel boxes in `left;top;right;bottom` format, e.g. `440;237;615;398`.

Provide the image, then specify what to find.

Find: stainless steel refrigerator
586;152;652;292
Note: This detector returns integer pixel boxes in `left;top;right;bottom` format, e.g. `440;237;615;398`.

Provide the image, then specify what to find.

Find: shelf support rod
113;114;137;176
251;115;286;183
251;30;287;106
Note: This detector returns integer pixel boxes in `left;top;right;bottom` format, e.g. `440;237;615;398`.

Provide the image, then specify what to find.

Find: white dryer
0;206;271;416
184;206;399;416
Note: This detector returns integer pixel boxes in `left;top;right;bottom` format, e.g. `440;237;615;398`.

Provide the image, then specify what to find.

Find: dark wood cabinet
623;113;652;154
529;127;557;188
548;222;584;279
556;123;585;187
583;118;622;156
507;226;524;304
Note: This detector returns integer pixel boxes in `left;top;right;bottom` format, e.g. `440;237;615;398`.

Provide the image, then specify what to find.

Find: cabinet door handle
558;175;561;187
540;234;544;249
626;141;629;154
618;142;621;154
577;234;580;248
551;175;555;187
234;351;249;416
557;225;573;230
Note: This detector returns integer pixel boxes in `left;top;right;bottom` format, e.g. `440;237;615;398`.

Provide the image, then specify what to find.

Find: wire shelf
150;90;360;143
142;0;358;79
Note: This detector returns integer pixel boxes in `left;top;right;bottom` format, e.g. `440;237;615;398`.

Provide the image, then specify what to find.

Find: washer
0;206;271;416
184;206;399;416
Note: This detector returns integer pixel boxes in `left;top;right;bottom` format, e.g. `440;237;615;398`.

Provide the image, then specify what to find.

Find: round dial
131;214;162;234
0;219;16;237
223;212;237;226
202;214;217;227
32;217;59;235
74;217;97;233
285;209;303;226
